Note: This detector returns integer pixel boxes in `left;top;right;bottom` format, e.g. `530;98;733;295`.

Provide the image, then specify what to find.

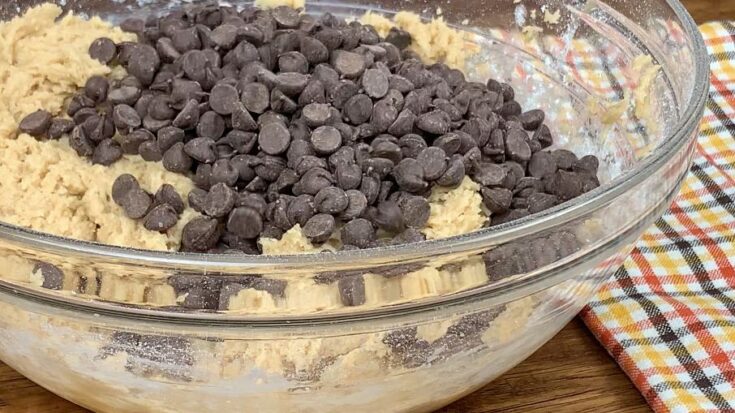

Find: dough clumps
360;11;479;70
0;5;193;251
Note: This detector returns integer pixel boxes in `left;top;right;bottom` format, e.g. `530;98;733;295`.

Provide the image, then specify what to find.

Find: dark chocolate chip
92;139;123;165
258;121;291;155
144;204;179;232
303;213;336;243
182;217;222;252
184;137;217;163
89;37;117;64
162;142;193;173
417;147;447;181
119;187;152;219
310;125;342;155
393;158;427;193
341;218;375;249
84;76;109;103
19;110;52;138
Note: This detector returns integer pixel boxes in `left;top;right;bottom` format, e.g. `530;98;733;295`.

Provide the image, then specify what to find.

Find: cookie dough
0;5;559;413
0;4;195;252
360;11;480;70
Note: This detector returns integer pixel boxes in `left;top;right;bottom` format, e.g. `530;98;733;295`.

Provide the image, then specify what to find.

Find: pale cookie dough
0;5;196;251
0;134;197;251
0;4;135;140
360;11;480;70
254;0;306;10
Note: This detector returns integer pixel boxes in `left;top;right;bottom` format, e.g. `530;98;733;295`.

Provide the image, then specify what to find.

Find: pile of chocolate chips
19;2;600;254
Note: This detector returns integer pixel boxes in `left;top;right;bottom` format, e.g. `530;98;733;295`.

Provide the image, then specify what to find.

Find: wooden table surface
0;1;730;412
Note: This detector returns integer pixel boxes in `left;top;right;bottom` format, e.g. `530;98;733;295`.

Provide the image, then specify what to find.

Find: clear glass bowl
0;0;707;412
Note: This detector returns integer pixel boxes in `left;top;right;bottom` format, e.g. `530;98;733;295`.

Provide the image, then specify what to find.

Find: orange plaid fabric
582;22;735;413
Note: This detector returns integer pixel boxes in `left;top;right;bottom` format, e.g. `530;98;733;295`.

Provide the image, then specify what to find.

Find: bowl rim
0;0;710;324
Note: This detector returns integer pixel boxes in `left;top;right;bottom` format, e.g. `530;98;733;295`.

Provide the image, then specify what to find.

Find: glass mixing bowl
0;0;707;411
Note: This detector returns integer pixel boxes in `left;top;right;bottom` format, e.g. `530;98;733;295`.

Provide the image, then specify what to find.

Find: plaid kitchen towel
581;22;735;413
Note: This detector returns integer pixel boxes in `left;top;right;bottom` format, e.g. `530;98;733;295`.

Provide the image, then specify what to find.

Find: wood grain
0;1;725;412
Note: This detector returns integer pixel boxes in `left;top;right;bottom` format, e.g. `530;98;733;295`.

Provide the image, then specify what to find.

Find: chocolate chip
293;167;334;195
271;5;301;28
528;151;557;178
208;83;240;115
163;142;193;173
108;86;142;106
398;134;427;159
298;79;327;106
211;159;240;187
204;183;236;218
387;109;416;137
374;201;405;233
432;132;461;156
417;147;447;181
300;36;329;65
370;100;399;133
92;139;123;165
294;155;328;176
371;140;402;165
481;187;512;214
278;51;309;74
341;218;375;249
548;170;584;201
258;121;291;155
274;72;309;96
84;76;109;103
269;87;298;114
344;94;373;125
338;274;366;306
385;27;412;50
47;118;74;140
340;189;368;220
210;24;239;50
187;188;207;213
156;126;184;152
69;126;95;157
112;174;140;206
303;213;336;243
399;196;430;228
333;50;365;78
310;125;342;155
226;207;263;239
533;124;553;148
33;262;64;290
113;104;141;133
184;137;217;163
335;163;362;190
528;192;558;214
362;68;389;99
498;100;522;118
89;37;117;64
519;109;545;130
505;128;532;162
416;109;450;135
302;103;331;128
241;82;270;114
119;187;152;219
393;158;427;193
182;217;222;252
437;157;465;187
154;184;185;214
573;154;599;174
194;111;225;140
314;186;349;215
144;204;179;232
19;110;52;138
552;149;578;170
127;44;160;86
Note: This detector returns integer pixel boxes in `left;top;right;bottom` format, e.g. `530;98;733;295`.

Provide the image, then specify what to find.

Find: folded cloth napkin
581;22;735;413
